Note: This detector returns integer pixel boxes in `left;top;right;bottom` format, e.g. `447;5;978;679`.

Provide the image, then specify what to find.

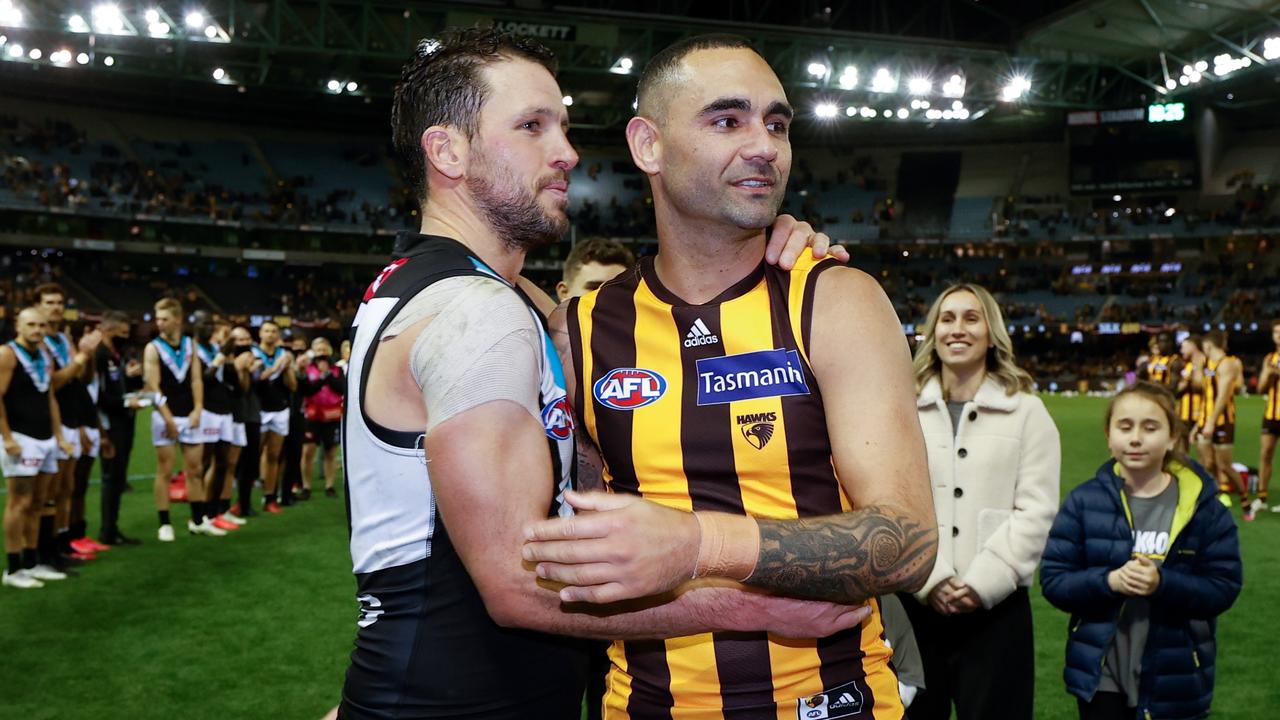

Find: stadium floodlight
1112;194;1122;202
68;14;89;32
561;94;573;106
845;106;857;117
1178;75;1190;86
941;73;965;98
0;0;21;27
896;107;909;119
952;100;964;111
926;109;943;120
185;11;204;29
609;56;633;75
1265;37;1280;61
346;81;358;92
1165;78;1176;90
27;46;39;59
1194;59;1208;72
870;67;897;93
149;21;170;36
941;109;953;119
212;67;225;80
1000;75;1031;102
860;106;876;118
955;108;970;120
145;8;160;24
1164;208;1176;217
807;61;828;79
103;55;114;66
92;4;126;34
326;79;341;92
5;43;20;57
882;109;892;118
1182;64;1193;75
1188;70;1202;82
837;65;857;89
50;48;72;64
1;34;8;45
814;103;837;119
907;76;931;95
76;52;89;64
203;24;217;38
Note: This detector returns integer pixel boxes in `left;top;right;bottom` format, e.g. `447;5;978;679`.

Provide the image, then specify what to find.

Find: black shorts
1264;418;1280;436
339;537;587;719
305;420;341;448
1213;423;1235;446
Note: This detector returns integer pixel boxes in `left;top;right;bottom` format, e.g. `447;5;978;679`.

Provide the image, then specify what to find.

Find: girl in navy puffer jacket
1040;382;1242;720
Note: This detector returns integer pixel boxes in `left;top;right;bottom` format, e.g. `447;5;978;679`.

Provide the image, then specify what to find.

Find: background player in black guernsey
1;308;73;588
144;297;207;541
252;321;296;513
95;310;144;545
335;28;861;720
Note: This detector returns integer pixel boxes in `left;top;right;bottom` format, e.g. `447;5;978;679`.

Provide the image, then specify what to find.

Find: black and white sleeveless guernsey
338;232;587;720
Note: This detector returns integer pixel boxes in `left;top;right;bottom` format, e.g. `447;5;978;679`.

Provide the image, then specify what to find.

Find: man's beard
467;156;568;252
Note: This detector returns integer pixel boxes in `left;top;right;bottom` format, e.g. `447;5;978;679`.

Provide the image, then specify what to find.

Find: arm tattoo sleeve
747;506;937;604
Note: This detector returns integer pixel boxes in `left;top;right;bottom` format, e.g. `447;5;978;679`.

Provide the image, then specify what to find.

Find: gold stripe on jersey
575;252;901;719
1203;357;1239;428
1177;363;1204;424
1266;352;1280;422
1147;354;1175;385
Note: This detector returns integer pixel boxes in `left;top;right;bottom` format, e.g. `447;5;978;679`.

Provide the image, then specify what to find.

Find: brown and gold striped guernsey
1177;362;1205;426
1265;352;1280;422
1147;353;1175;385
568;252;902;720
1202;357;1239;428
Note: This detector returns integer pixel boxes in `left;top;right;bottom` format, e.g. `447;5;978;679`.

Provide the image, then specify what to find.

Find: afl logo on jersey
541;396;575;440
594;368;667;411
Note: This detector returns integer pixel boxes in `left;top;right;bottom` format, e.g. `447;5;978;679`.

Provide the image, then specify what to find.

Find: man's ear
422;125;467;182
625;116;661;175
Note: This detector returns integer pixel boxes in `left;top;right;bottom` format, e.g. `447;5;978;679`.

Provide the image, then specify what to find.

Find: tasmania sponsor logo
541;396;575;440
363;258;409;301
696;349;809;406
593;368;667;411
736;411;777;450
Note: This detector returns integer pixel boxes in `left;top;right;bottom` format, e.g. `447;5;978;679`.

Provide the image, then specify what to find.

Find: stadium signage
491;18;576;41
1066;107;1146;126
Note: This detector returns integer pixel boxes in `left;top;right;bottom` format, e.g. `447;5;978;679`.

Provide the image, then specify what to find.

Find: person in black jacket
94;311;143;546
1041;382;1242;720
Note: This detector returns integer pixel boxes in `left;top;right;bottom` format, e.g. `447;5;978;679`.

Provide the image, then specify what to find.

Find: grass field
1;398;1277;719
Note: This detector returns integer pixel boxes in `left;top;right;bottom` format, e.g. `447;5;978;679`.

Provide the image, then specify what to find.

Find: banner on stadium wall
445;12;618;45
72;238;115;252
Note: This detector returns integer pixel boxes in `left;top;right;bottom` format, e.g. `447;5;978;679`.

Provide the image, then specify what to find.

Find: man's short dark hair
391;27;557;207
34;282;65;301
101;310;130;328
636;34;755;121
562;238;636;282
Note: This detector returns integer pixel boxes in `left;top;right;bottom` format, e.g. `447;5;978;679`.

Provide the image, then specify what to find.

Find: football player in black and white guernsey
1;308;74;588
252;321;296;513
144;298;209;541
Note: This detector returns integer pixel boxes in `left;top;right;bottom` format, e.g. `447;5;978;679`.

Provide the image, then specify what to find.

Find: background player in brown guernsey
1257;318;1280;513
527;35;938;718
1198;331;1253;519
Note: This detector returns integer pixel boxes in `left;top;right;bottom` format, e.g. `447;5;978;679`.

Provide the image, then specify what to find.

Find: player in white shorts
144;298;212;542
1;308;73;589
251;321;296;513
193;313;249;532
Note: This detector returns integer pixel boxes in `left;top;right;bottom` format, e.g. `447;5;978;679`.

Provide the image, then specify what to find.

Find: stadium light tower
807;61;829;79
184;10;204;29
907;76;931;95
814;102;837;118
0;0;22;27
91;3;126;34
837;65;857;89
870;67;897;93
1000;75;1031;102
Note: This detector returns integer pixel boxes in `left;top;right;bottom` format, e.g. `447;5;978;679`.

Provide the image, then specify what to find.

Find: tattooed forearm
747;505;937;604
575;437;606;491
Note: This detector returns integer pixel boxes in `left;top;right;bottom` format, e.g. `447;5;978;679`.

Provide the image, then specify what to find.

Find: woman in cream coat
902;283;1061;720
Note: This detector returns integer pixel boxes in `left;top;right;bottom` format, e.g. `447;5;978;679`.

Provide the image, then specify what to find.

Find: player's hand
125;359;143;377
77;329;103;354
522;489;700;604
765;215;850;270
733;590;872;639
3;436;19;457
164;419;179;440
57;437;72;456
80;428;91;449
188;410;201;430
101;436;115;460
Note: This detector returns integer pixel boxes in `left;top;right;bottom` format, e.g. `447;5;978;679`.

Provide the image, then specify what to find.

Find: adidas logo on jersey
684;318;719;347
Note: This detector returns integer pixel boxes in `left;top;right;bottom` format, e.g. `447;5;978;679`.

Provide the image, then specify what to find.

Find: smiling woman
900;282;1061;720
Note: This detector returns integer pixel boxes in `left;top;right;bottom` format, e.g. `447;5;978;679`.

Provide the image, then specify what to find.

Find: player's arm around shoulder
548;302;605;492
745;266;938;603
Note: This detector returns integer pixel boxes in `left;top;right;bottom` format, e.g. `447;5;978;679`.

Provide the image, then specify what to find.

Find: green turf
1;401;1277;719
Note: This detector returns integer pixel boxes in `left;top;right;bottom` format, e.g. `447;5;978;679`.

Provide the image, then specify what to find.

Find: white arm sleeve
391;277;542;435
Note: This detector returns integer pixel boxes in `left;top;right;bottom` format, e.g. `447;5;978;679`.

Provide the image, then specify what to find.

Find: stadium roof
0;0;1277;141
